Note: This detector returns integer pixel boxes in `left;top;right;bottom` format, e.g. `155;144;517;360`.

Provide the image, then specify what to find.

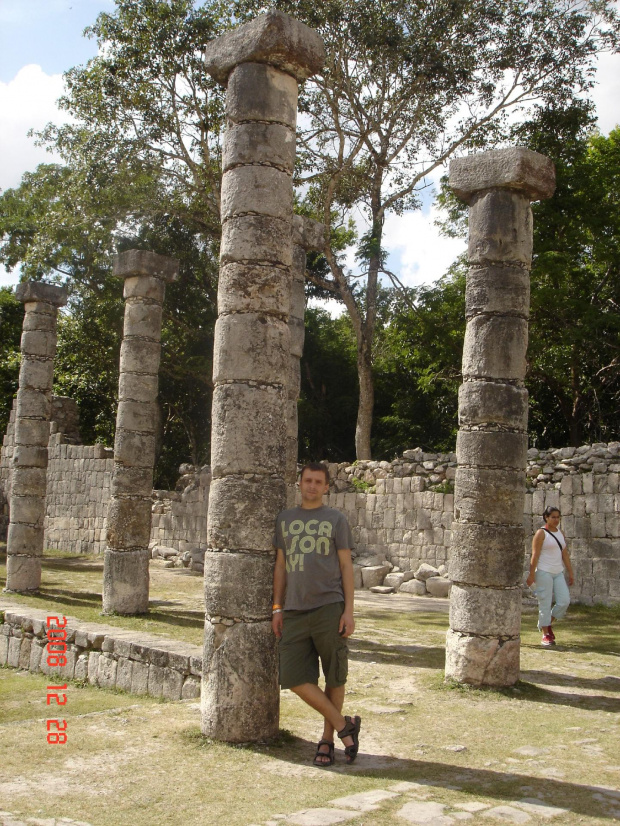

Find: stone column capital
292;215;325;252
204;10;325;85
449;147;555;204
113;250;179;283
15;281;68;307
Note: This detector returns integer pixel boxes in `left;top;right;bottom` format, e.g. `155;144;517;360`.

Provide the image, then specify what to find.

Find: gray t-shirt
273;505;354;611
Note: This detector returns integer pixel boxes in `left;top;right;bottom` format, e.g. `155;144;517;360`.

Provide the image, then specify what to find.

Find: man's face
299;469;329;506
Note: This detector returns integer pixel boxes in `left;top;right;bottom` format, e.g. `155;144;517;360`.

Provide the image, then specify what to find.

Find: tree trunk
569;347;582;447
355;332;374;459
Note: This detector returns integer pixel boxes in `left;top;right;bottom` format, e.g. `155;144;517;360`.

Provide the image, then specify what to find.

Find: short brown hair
299;462;330;484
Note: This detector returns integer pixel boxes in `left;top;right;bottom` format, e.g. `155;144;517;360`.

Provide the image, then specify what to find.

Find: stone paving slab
0;814;92;826
0;598;202;701
244;779;576;826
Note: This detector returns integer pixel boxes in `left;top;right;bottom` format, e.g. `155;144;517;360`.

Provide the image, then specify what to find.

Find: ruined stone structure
287;216;325;505
445;148;556;686
201;11;325;742
2;385;618;601
5;281;67;592
0;600;202;700
102;250;178;615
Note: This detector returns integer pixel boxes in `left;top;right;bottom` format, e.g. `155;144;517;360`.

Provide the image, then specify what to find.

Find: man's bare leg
323;684;345;741
291;683;353;764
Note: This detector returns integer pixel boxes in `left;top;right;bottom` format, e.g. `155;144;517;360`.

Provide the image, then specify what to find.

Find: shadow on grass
522;668;620;693
348;637;446;669
436;674;620;714
193;732;619;822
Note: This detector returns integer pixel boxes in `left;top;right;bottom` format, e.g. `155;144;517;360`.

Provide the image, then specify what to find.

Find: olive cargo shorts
279;601;349;689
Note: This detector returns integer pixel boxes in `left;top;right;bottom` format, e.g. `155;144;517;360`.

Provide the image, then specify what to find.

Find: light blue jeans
534;569;570;630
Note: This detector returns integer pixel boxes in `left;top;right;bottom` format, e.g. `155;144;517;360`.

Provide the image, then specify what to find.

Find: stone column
287;216;326;506
446;148;555;686
202;11;325;742
102;250;179;615
5;281;67;592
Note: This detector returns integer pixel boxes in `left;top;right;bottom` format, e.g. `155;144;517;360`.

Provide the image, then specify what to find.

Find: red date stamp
46;615;68;744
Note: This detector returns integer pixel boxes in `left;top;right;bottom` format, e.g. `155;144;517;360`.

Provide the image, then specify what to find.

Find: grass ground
1;547;619;826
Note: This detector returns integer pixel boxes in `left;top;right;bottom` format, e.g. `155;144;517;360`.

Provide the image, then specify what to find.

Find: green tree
0;289;24;438
373;269;465;459
438;104;620;447
298;307;359;461
525;117;620;446
0;164;217;488
238;0;620;458
0;0;226;485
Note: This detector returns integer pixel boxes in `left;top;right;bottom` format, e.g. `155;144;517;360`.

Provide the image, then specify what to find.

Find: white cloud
383;203;466;290
592;49;620;135
0;64;68;193
0;64;71;287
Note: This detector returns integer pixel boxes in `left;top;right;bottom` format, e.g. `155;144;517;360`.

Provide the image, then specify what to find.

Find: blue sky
1;0;619;292
0;0;111;83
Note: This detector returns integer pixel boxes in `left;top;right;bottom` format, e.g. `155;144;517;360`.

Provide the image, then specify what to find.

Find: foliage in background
372;269;466;459
526;117;620;447
0;0;225;487
1;0;620;473
0;290;23;439
438;104;620;448
238;0;620;459
298;307;358;462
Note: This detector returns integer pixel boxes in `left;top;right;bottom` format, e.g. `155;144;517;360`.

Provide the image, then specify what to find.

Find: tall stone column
202;11;325;742
287;216;326;506
446;148;555;686
102;250;179;615
5;281;67;592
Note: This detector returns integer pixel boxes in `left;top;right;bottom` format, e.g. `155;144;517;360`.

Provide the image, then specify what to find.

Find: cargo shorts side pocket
335;643;348;685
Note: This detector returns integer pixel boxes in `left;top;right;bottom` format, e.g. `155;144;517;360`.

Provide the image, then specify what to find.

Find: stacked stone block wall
150;466;211;552
1;396;618;602
44;434;114;555
0;602;201;700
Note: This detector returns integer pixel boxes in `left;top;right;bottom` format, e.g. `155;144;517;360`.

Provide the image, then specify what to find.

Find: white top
537;528;566;574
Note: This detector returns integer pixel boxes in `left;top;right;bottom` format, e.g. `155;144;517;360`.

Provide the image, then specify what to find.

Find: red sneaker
548;625;556;642
541;633;554;647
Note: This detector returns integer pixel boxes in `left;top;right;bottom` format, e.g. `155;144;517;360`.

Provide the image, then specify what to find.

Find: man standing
272;462;361;766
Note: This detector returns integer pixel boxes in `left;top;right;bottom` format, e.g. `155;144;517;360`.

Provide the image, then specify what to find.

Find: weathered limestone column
5;281;67;592
446;148;555;686
102;250;179;615
202;11;325;742
287;215;326;506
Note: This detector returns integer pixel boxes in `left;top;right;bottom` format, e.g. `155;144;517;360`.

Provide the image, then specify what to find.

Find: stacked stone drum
102;250;178;615
201;11;325;742
446;148;555;686
5;281;67;592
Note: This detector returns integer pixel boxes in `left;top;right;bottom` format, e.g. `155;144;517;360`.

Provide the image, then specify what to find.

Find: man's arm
272;547;286;639
337;548;355;638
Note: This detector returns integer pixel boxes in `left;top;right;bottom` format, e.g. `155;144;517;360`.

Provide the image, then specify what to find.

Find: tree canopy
237;0;620;458
1;0;619;475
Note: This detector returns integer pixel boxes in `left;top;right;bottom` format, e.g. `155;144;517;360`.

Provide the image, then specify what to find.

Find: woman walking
527;506;575;647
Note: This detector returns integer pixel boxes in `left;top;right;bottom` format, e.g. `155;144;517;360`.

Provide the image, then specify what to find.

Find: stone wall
0;400;115;554
1;397;618;603
323;443;620;605
0;601;201;700
44;434;114;555
150;464;211;552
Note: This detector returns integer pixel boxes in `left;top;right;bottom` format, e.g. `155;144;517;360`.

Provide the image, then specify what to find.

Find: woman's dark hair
299;462;330;484
543;506;561;520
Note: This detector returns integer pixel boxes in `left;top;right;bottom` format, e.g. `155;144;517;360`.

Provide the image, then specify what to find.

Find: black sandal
337;715;361;764
313;739;335;767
